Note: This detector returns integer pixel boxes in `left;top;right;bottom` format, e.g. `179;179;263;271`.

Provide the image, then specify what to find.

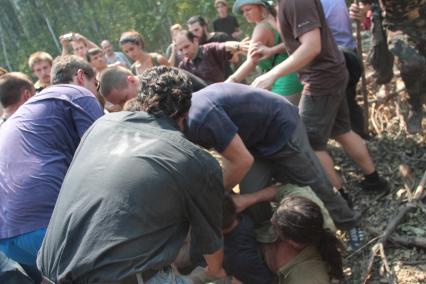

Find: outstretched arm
251;28;321;90
226;23;274;83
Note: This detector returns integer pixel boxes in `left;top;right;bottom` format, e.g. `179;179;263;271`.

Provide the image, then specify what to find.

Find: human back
187;83;299;156
0;62;103;239
38;68;226;283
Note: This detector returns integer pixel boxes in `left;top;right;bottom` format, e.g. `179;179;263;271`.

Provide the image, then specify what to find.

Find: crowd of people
0;0;424;283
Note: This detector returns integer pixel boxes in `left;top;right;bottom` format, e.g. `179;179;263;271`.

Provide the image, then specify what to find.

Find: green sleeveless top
258;25;302;96
131;53;160;75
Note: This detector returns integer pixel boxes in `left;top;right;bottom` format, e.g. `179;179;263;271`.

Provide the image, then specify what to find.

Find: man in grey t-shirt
37;67;226;284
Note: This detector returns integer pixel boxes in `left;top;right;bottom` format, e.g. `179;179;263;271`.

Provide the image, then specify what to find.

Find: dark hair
272;196;344;280
177;30;197;43
138;66;192;119
0;72;33;107
99;66;133;98
119;31;145;49
222;193;237;230
85;47;103;62
187;15;208;27
123;97;141;112
51;55;96;85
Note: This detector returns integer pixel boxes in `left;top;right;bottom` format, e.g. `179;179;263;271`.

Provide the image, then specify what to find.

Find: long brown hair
272;196;344;280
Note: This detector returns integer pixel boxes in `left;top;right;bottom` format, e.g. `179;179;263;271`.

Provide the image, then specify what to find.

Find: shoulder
252;21;275;42
279;248;330;284
285;262;330;284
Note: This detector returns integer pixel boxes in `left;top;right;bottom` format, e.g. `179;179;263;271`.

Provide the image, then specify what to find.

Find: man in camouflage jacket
350;0;425;133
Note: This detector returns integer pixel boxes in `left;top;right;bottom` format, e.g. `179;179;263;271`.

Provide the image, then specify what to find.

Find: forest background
0;0;256;77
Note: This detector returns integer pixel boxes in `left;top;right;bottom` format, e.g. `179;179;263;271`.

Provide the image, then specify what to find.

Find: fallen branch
365;226;426;249
362;170;426;283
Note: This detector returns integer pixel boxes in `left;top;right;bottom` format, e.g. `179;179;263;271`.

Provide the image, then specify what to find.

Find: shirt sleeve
191;106;238;153
284;0;322;39
210;43;233;65
187;152;224;255
72;96;104;138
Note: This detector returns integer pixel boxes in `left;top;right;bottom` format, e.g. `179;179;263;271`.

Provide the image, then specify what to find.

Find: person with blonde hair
28;51;53;92
226;0;302;105
119;30;170;75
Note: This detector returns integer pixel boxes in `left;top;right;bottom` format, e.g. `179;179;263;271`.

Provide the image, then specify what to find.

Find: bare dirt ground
332;71;425;283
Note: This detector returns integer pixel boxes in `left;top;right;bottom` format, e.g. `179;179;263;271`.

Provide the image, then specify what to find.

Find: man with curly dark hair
37;66;226;284
138;67;364;252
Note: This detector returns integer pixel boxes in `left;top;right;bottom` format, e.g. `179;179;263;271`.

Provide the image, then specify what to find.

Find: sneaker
406;110;423;134
339;189;353;209
346;226;365;252
359;177;390;193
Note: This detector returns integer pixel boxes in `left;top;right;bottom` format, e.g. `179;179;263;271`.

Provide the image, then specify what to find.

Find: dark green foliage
0;0;251;78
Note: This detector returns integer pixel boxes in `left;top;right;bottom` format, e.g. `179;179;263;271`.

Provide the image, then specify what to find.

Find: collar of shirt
190;47;204;65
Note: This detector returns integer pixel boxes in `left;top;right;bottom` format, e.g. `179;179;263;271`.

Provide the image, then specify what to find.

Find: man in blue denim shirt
0;55;103;281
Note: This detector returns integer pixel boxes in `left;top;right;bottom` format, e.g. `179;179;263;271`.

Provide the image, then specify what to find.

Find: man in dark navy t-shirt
185;82;357;234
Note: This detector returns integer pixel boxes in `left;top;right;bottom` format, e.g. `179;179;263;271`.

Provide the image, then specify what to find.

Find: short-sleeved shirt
185;83;299;157
277;246;330;284
213;16;240;39
0;85;103;239
179;43;232;84
278;0;348;96
37;111;224;283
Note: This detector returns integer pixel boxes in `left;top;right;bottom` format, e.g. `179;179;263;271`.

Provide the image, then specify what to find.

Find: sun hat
232;0;271;15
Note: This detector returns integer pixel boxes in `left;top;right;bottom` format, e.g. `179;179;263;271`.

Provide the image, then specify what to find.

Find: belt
42;269;159;284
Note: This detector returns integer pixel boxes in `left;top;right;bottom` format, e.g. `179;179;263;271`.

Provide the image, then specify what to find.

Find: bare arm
227;23;274;83
232;186;278;213
221;134;254;190
251;28;321;90
168;43;177;66
349;2;371;22
157;54;171;67
74;33;100;49
59;34;71;56
249;42;286;61
203;249;227;278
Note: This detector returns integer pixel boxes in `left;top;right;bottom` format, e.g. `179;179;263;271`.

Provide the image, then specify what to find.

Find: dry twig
362;170;426;283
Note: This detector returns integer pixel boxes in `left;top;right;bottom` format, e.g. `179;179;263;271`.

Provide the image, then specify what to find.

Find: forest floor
333;69;425;283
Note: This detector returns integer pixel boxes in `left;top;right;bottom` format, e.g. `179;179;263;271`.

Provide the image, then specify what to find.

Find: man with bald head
101;39;131;68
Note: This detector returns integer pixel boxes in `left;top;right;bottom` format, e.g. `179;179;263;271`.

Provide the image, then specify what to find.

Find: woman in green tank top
227;0;302;105
119;30;170;76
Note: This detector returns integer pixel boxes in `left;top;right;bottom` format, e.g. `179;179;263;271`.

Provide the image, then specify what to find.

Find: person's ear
75;69;86;85
127;76;139;87
21;88;33;101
